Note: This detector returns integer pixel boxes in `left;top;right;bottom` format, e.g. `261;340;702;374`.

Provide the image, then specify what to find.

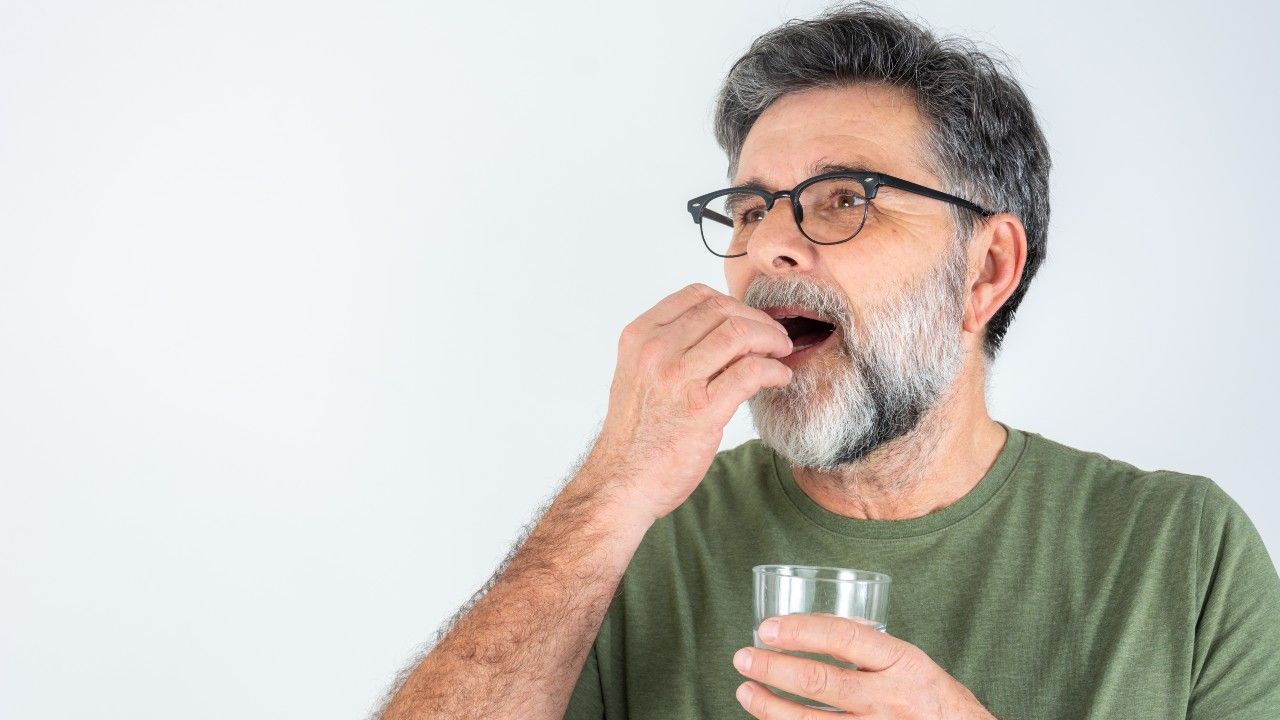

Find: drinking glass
752;564;892;711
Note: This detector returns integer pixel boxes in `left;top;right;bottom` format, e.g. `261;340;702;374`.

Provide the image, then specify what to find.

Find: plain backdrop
1;0;1277;717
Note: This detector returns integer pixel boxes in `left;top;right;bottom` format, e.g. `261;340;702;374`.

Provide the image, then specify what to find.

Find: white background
1;1;1276;717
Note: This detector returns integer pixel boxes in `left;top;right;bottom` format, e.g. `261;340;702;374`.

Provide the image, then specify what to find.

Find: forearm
378;460;651;720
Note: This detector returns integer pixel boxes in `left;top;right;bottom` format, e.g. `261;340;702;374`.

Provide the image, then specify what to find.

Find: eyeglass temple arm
696;207;733;227
878;175;996;216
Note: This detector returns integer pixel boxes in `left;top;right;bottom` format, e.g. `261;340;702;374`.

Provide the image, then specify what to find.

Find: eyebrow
736;158;879;192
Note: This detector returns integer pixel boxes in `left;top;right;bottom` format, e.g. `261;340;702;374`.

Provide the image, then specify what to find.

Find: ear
963;212;1027;335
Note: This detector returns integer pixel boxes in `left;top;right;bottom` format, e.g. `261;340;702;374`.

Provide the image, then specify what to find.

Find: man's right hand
585;283;795;525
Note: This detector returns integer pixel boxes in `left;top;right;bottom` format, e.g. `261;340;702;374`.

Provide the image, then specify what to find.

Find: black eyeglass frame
685;170;997;258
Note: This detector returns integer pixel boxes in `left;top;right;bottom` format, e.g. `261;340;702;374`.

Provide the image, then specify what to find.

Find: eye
721;193;766;226
727;200;766;224
829;189;867;209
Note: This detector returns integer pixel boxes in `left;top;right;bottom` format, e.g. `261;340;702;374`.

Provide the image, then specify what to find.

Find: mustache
743;278;852;325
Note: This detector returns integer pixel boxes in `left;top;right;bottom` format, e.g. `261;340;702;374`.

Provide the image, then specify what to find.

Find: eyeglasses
685;170;996;258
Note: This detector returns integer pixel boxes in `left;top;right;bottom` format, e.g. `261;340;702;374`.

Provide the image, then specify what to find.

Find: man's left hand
732;613;996;718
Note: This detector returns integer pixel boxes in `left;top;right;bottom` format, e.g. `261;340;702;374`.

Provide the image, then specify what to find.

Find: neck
789;357;1007;521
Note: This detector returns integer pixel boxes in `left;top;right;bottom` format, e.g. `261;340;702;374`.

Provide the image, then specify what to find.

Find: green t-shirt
563;421;1280;719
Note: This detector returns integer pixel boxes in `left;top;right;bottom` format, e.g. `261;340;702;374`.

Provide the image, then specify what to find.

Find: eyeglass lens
699;177;870;257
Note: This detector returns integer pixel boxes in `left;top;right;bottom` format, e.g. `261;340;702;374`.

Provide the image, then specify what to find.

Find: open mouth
777;316;837;352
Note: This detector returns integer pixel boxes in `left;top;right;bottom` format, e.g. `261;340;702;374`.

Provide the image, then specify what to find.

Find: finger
735;680;854;720
629;283;719;330
733;647;874;715
761;614;904;672
705;354;793;420
663;293;791;350
680;315;793;383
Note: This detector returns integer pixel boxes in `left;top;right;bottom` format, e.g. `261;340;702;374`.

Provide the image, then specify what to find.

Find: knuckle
687;282;714;297
798;663;830;697
722;357;758;388
704;293;732;312
657;359;683;387
637;338;666;367
671;349;695;378
895;643;925;672
835;622;861;654
683;381;711;413
720;315;750;341
834;669;860;699
694;293;730;314
618;321;643;348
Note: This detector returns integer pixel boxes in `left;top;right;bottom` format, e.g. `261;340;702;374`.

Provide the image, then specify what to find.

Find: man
376;2;1280;718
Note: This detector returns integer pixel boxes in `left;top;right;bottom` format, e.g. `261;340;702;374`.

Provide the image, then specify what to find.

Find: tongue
780;316;836;348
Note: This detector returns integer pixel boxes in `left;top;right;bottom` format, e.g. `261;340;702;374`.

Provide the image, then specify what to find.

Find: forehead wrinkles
736;131;936;190
734;86;939;188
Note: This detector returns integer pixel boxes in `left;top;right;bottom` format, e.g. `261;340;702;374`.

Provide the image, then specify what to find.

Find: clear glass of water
752;564;892;712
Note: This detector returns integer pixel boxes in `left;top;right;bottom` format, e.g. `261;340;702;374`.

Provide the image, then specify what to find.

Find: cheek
725;266;752;299
862;231;926;270
829;263;889;312
843;240;939;299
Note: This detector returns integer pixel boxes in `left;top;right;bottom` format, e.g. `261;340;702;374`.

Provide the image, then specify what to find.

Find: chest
611;538;1196;719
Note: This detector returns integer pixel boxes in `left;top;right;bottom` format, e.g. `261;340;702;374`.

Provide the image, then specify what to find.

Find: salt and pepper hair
713;0;1051;363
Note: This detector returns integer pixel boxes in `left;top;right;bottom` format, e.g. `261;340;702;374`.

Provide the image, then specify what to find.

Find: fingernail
736;682;754;705
758;618;779;642
733;647;753;672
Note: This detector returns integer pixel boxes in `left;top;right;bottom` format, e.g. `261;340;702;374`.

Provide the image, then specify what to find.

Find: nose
748;194;814;270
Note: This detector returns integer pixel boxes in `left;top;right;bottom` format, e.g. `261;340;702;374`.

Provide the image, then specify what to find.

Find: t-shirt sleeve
562;640;605;720
1186;478;1280;719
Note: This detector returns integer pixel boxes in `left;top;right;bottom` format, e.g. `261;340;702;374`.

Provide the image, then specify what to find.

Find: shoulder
1017;427;1217;516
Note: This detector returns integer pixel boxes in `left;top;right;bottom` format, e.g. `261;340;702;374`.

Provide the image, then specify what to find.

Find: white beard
745;239;970;472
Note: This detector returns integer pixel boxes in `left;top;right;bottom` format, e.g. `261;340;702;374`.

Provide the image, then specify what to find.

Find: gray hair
713;0;1051;363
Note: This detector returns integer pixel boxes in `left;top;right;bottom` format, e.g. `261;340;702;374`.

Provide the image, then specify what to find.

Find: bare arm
374;453;652;720
374;284;794;719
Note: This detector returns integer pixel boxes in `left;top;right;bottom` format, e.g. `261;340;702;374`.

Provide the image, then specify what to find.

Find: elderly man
376;2;1280;718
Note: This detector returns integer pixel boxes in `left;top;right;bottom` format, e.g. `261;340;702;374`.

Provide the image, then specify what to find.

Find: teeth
771;311;840;326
